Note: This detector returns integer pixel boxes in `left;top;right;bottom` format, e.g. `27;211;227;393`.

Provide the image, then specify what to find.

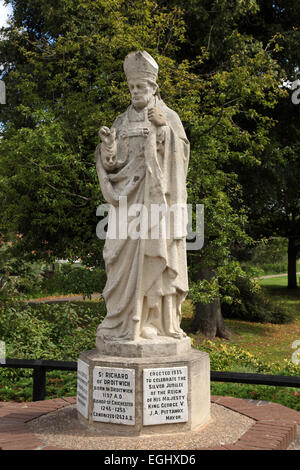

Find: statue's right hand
99;126;116;146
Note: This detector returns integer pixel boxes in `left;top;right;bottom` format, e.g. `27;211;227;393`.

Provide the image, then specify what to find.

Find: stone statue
95;51;189;344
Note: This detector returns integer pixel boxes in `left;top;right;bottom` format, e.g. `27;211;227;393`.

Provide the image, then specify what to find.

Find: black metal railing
0;359;299;402
0;359;77;401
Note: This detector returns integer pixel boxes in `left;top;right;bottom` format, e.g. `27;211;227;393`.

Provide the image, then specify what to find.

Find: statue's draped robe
96;100;189;340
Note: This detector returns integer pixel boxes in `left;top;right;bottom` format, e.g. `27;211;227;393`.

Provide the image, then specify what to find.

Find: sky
0;1;12;28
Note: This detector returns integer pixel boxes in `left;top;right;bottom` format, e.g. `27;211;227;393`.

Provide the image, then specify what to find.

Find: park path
28;293;102;304
258;272;300;279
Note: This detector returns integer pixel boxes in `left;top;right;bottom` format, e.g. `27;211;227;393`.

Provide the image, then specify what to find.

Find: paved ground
0;396;299;450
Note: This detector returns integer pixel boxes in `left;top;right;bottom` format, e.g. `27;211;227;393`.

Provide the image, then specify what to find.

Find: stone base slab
77;348;210;436
96;335;191;358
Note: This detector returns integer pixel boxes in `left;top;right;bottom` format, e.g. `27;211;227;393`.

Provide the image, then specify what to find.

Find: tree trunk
42;263;56;279
288;237;298;289
188;265;231;340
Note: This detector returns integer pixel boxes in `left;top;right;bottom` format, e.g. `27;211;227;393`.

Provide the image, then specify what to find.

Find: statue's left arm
163;106;190;175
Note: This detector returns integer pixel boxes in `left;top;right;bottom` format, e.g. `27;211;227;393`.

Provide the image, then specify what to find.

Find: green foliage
0;300;106;400
0;0;285;305
0;0;190;263
229;2;300;285
0;241;43;300
211;382;300;411
0;367;77;402
0;301;106;359
0;238;106;301
198;340;300;411
221;275;292;324
198;340;299;376
237;237;288;274
0;0;297;334
1;303;299;409
257;263;287;275
250;238;288;266
41;263;106;298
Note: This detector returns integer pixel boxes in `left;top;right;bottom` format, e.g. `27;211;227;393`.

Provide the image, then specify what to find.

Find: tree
236;100;300;289
230;0;300;288
0;0;188;265
168;0;286;336
0;0;285;338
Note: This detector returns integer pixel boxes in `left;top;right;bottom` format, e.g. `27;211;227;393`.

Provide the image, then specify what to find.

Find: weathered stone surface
77;349;210;436
95;50;190;344
96;335;191;358
143;366;188;425
77;359;89;419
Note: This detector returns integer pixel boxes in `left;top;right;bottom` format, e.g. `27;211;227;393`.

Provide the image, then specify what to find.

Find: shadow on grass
224;320;274;338
261;285;300;299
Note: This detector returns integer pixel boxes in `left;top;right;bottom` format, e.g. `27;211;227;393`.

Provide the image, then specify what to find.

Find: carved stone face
102;152;117;171
127;79;156;111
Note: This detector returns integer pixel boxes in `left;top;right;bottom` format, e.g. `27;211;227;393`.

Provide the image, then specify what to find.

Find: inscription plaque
143;366;188;425
93;366;135;425
77;359;89;419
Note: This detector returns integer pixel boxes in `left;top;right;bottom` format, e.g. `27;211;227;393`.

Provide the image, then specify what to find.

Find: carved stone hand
148;107;167;127
99;126;116;147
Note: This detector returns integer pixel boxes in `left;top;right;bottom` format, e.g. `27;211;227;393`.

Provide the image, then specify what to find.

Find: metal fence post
32;366;46;401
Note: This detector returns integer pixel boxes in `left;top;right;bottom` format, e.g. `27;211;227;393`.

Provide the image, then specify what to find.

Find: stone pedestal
77;345;211;436
96;335;192;358
81;49;210;438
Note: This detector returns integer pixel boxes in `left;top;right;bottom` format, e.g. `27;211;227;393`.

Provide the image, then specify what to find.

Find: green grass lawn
260;276;289;287
182;284;300;365
260;275;300;288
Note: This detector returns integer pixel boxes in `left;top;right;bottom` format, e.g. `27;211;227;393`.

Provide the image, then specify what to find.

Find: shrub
197;340;300;411
210;382;300;411
198;340;299;376
0;301;299;409
221;276;292;324
239;238;289;275
0;300;106;360
0;244;43;300
250;238;288;266
0;300;106;401
41;264;107;298
258;262;287;275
